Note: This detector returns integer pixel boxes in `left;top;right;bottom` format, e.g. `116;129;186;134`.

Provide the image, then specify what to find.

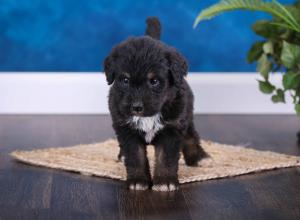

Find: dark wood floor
0;115;300;220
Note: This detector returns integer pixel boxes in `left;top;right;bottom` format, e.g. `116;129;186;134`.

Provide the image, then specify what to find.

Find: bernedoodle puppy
104;17;208;191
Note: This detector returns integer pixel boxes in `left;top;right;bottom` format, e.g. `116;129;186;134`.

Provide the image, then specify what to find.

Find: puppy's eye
122;77;130;84
149;78;159;86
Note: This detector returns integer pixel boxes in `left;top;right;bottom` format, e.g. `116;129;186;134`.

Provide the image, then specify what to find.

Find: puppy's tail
145;17;161;40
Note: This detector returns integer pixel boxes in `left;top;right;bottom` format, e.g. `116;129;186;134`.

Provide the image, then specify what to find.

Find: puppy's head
104;36;187;117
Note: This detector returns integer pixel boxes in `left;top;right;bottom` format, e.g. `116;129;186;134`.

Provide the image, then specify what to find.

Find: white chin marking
128;113;164;143
129;183;148;191
152;184;178;192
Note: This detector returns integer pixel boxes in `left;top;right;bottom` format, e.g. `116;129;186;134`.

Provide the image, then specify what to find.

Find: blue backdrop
0;0;294;72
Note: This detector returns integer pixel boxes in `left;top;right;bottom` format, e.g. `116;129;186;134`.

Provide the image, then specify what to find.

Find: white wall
0;73;294;114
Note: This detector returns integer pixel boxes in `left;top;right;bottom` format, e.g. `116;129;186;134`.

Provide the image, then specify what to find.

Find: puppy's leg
117;129;151;190
152;127;181;191
125;145;151;190
117;144;125;162
182;123;208;166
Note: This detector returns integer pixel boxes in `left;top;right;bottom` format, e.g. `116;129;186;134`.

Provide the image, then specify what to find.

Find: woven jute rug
11;139;300;184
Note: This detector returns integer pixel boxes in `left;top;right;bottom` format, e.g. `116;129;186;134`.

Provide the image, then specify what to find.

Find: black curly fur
103;17;208;190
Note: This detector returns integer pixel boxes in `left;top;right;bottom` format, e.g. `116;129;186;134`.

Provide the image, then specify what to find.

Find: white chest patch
128;113;164;143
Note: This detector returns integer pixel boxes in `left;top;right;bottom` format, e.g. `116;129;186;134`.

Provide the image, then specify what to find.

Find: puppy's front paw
152;178;179;191
126;178;151;191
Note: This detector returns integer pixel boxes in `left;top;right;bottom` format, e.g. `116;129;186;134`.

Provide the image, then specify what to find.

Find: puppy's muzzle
131;102;144;115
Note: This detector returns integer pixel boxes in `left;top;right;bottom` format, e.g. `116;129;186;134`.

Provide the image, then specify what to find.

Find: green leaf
295;103;300;116
257;54;272;80
252;20;284;38
258;80;275;94
295;1;300;10
193;0;300;33
283;71;300;90
281;41;300;69
247;41;264;63
272;0;300;29
296;89;300;98
263;41;274;54
271;89;285;103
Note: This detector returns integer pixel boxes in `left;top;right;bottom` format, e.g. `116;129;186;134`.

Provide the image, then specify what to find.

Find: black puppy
104;17;207;191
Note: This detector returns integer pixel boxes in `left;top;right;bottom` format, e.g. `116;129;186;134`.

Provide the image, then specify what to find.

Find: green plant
194;0;300;115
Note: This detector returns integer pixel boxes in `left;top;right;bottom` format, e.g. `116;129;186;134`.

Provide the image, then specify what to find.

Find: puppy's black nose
132;102;144;114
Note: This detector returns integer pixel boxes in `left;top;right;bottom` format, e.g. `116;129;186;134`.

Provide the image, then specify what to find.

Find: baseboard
0;72;294;114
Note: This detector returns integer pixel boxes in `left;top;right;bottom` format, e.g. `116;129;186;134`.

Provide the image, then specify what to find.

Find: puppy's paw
184;155;200;167
184;145;209;167
152;183;178;191
117;149;125;163
152;178;179;191
129;183;149;191
198;157;214;167
126;178;151;191
118;155;125;163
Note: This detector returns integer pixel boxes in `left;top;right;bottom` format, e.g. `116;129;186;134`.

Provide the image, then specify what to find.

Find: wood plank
49;173;120;220
118;189;192;220
0;115;299;220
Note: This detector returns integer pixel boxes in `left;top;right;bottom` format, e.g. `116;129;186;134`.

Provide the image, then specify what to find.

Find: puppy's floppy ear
104;55;115;85
165;48;188;87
